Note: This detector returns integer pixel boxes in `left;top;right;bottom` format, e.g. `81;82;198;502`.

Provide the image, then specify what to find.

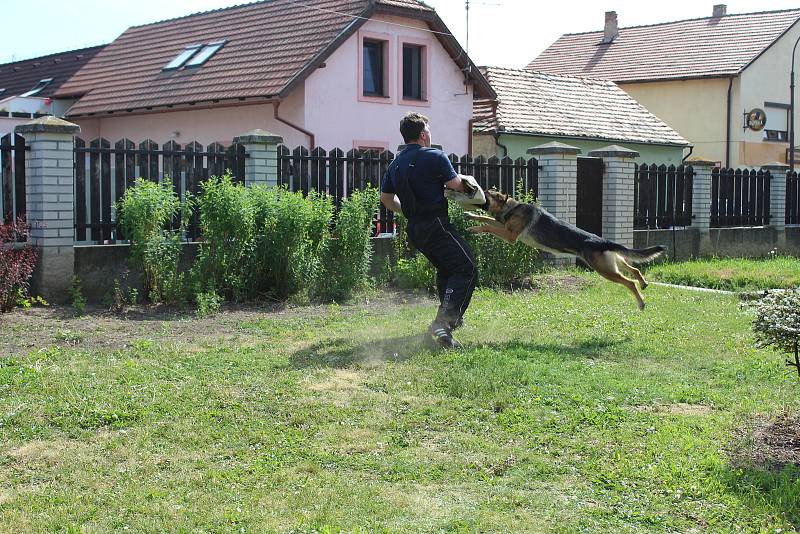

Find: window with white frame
764;103;789;142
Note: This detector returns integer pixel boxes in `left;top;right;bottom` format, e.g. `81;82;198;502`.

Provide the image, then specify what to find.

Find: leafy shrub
193;174;254;300
249;186;332;299
68;276;86;316
195;290;223;318
749;289;800;377
311;187;379;302
117;179;186;303
0;217;39;312
394;255;435;291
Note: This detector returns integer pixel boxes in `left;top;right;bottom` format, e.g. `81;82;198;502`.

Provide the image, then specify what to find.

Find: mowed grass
646;256;800;291
1;272;799;532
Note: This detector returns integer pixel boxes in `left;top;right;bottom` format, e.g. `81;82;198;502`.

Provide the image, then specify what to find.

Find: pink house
54;0;494;154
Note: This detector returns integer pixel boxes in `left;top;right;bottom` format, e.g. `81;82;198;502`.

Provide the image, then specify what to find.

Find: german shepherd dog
449;189;665;309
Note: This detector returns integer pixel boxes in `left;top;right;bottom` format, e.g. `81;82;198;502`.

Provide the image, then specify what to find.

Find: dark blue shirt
381;144;457;221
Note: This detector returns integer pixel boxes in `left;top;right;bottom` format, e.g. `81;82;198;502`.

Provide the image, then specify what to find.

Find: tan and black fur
460;190;665;310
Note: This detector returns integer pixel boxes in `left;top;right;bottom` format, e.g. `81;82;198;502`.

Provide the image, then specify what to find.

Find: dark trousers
407;216;478;327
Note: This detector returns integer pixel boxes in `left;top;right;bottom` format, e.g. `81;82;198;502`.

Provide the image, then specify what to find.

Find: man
380;112;478;349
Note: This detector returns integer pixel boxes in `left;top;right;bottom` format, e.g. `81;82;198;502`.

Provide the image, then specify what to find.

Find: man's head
399;112;431;147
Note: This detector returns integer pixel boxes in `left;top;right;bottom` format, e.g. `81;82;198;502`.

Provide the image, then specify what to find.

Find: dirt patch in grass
523;272;593;293
627;403;713;416
0;291;436;357
731;413;800;469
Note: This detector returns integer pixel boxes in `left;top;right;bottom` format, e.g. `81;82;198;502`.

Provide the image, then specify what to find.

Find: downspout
273;101;315;149
468;117;476;156
681;145;694;163
493;132;508;158
726;76;733;167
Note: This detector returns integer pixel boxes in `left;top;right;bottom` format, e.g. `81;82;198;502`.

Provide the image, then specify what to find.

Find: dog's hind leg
618;256;649;290
587;252;646;310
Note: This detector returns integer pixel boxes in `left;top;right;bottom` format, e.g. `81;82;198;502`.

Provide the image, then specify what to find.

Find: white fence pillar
761;162;789;230
527;141;580;225
687;158;716;232
15;116;80;302
588;145;638;248
233;129;284;187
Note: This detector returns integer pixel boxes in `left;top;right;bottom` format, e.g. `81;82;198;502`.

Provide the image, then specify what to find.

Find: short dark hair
399;112;429;143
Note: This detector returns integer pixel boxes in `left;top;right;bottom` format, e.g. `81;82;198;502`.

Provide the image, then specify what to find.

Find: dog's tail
614;244;666;263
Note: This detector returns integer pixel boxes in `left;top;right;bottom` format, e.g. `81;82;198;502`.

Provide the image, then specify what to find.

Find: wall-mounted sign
745;108;767;131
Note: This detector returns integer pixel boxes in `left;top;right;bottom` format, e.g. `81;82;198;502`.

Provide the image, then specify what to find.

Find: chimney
712;4;727;17
602;11;618;44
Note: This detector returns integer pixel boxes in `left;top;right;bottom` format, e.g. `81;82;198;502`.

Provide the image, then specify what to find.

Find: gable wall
302;14;473;153
619;78;730;164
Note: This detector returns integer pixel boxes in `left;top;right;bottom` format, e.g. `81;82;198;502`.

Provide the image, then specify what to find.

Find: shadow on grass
290;334;628;370
476;337;630;361
290;334;428;369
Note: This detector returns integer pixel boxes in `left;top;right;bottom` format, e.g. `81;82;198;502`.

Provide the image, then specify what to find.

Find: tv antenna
465;0;501;56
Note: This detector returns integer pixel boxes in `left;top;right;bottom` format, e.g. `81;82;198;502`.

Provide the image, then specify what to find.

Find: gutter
682;145;694;162
273;101;315;150
726;76;733;167
272;100;316;150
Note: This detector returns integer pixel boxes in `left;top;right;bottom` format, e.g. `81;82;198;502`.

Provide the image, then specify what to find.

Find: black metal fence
277;146;539;235
634;164;694;229
73;138;246;243
0;133;27;224
710;168;771;227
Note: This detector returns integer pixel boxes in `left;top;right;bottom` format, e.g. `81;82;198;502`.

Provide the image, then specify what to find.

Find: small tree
0;217;39;312
750;289;800;377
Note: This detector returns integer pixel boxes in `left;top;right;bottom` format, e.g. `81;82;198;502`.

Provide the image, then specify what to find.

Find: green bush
249;186;333;300
117;179;186;303
193;174;254;300
311;187;379;302
195;290;223;318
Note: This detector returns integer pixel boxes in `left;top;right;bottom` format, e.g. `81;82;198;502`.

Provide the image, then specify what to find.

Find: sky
2;0;800;67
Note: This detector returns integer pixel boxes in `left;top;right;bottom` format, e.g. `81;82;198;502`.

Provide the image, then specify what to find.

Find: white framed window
20;78;53;97
185;40;226;67
163;44;202;70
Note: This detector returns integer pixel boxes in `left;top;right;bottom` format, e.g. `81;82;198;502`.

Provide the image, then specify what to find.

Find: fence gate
576;157;603;236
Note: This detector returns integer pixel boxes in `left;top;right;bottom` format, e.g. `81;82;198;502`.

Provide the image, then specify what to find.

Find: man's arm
444;175;470;193
380;192;403;216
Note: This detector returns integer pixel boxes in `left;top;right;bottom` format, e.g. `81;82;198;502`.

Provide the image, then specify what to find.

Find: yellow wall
738;19;800;167
620;78;731;165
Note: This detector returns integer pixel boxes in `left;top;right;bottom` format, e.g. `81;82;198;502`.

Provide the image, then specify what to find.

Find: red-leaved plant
0;217;39;312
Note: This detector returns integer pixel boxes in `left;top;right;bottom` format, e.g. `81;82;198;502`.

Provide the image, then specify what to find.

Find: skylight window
163;44;202;70
185;41;226;67
0;88;6;97
20;78;53;97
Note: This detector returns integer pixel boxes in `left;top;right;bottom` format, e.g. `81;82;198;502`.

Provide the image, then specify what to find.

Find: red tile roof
56;0;489;117
474;67;688;147
527;8;800;83
0;46;105;99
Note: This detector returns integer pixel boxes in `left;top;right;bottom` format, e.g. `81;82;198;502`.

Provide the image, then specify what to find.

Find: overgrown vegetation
311;188;379;303
117;179;186;304
647;256;800;291
0;217;39;312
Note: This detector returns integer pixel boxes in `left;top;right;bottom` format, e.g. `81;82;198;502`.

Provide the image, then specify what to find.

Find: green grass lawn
646;256;800;291
1;272;799;532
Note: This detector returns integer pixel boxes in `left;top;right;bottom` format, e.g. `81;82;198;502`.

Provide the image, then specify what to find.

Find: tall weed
117;179;186;303
311;187;379;302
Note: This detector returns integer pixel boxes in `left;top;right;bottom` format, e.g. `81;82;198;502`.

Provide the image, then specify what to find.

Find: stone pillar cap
684;156;717;166
760;161;790;170
527;141;581;155
232;129;283;144
15;115;80;135
587;144;640;158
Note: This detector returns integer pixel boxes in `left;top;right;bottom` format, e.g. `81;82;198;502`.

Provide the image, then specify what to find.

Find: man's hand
380;192;403;216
